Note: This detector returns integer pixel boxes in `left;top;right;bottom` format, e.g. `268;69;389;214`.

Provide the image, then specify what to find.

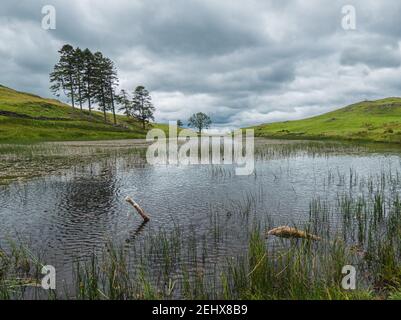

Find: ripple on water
1;144;401;289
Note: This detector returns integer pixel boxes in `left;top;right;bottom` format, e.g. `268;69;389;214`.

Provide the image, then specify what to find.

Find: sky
1;0;401;131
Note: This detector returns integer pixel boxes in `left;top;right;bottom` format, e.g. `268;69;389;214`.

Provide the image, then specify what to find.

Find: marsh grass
0;141;148;185
2;171;401;300
61;164;401;299
2;140;401;299
0;240;49;299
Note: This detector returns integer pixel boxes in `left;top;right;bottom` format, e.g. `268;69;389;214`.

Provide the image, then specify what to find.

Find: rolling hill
3;84;400;144
252;98;401;144
0;85;168;143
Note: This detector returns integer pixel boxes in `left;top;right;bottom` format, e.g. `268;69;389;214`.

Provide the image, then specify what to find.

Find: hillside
0;85;168;143
252;98;401;143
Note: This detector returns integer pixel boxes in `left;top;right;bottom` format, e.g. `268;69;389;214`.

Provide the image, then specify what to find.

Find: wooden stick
266;226;321;241
125;196;150;222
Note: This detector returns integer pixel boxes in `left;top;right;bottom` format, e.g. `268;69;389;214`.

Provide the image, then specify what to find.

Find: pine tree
116;89;132;118
92;52;110;122
50;44;77;108
132;86;155;129
103;57;119;125
50;45;121;122
82;48;95;113
73;47;86;111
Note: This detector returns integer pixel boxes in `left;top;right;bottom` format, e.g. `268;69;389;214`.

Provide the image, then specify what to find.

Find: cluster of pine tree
117;86;155;129
50;44;155;129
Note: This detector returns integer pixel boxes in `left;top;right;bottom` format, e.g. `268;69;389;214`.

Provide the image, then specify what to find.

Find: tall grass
0;142;147;185
2;141;401;299
2;171;401;300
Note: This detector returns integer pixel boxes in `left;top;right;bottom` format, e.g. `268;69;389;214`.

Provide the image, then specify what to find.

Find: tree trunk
87;70;92;113
126;105;130;118
87;93;92;113
112;106;116;125
141;96;145;129
69;73;75;109
110;86;116;125
78;81;83;111
101;85;106;122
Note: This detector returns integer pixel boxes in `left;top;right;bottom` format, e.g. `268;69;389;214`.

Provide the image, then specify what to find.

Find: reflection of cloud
204;128;233;135
1;0;401;128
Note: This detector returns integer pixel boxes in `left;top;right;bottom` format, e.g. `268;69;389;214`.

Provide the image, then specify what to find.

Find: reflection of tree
53;160;119;257
125;220;149;244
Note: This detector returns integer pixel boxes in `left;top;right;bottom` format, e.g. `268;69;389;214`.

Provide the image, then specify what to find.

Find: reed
2;140;401;299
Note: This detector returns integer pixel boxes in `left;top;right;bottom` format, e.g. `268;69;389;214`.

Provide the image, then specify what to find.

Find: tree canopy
132;86;155;129
50;44;155;127
188;112;212;134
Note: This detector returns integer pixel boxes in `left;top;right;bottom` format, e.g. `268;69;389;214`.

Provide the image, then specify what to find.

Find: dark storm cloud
1;0;401;129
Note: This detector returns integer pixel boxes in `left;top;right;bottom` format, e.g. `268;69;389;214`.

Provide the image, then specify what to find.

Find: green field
0;84;169;143
3;84;401;144
252;98;401;143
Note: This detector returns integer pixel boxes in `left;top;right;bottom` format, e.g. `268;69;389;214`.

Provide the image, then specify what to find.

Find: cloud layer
1;0;401;130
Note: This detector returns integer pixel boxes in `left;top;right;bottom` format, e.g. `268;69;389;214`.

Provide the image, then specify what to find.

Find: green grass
251;98;401;143
0;84;168;143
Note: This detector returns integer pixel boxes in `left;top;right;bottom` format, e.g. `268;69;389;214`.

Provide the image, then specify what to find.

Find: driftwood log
266;226;321;241
125;196;150;222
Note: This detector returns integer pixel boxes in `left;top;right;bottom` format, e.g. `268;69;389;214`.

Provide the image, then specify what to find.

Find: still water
0;139;400;292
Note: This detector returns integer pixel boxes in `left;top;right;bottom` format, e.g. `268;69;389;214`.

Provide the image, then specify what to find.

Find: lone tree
177;119;184;127
132;86;155;129
188;112;212;134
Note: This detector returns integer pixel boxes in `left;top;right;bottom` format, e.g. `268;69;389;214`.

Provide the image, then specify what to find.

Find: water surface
1;139;400;294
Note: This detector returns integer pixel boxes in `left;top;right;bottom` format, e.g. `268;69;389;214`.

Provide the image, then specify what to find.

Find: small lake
1;139;401;297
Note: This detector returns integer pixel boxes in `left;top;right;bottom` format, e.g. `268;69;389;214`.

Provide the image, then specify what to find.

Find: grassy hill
0;85;169;143
252;98;401;144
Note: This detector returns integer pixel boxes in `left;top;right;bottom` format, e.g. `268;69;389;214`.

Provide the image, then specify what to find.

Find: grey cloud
340;42;401;69
1;0;401;129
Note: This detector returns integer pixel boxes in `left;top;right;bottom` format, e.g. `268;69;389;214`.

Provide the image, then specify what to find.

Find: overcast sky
1;1;401;131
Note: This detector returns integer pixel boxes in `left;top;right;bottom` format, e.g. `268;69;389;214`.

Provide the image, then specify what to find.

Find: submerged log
125;196;150;222
266;226;321;241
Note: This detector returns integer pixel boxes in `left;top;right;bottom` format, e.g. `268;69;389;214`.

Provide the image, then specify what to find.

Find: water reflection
52;161;119;256
125;221;149;244
0;140;401;293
